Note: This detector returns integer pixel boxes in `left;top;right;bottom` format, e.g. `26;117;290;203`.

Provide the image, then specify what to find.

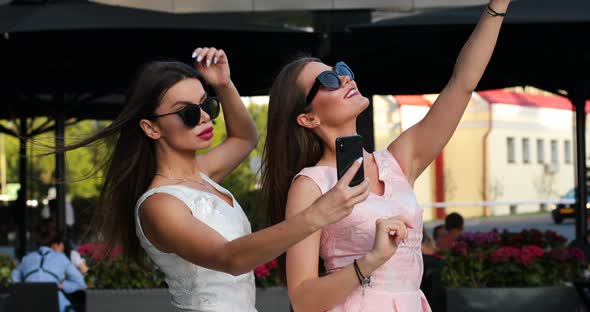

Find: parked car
550;188;590;224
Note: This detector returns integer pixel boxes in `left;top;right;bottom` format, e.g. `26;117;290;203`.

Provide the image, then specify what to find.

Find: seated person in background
69;249;88;276
421;229;437;256
65;240;88;276
11;226;86;312
432;225;447;247
436;212;464;250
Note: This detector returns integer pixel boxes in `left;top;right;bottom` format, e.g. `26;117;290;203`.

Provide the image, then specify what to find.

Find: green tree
1;100;270;237
1;118;110;199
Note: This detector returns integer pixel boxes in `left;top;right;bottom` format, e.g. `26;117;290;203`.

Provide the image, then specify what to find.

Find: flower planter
86;288;172;312
0;287;9;312
85;287;290;312
439;229;586;312
256;287;290;312
446;286;580;312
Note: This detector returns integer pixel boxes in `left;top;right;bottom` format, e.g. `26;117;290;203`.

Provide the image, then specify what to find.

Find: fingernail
191;51;197;58
197;55;203;62
356;157;363;164
214;57;218;64
206;59;211;67
389;230;396;236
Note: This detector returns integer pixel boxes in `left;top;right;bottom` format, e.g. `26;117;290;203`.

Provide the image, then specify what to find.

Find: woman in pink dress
261;1;511;310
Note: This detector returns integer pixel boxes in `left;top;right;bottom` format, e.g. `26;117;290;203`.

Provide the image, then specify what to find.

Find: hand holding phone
336;135;365;187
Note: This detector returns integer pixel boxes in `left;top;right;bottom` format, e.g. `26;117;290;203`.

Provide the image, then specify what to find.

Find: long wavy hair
60;61;206;264
261;56;323;281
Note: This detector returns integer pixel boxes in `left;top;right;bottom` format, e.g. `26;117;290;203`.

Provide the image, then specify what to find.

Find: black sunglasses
151;97;220;128
305;61;355;107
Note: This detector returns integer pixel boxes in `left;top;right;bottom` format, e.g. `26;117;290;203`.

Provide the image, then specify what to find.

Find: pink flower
77;244;94;256
550;247;570;262
518;245;543;266
519;253;535;265
510;245;545;266
490;247;521;263
266;259;278;270
490;248;509;263
522;245;544;257
76;243;123;260
255;265;270;278
569;247;585;262
452;241;469;257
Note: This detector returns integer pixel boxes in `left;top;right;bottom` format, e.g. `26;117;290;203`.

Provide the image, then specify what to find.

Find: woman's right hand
309;157;370;226
192;47;231;89
367;217;413;265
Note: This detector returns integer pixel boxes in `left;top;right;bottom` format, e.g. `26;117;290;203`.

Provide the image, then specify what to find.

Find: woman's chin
195;140;213;150
358;96;370;110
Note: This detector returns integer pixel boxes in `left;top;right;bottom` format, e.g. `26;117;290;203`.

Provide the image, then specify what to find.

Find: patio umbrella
0;0;318;257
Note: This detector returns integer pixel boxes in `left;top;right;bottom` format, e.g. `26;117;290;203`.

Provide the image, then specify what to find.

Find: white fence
420;199;578;221
420;199;575;209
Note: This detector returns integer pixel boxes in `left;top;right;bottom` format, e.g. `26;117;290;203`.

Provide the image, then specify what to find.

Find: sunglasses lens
319;73;340;89
202;98;220;119
181;105;201;128
336;63;354;79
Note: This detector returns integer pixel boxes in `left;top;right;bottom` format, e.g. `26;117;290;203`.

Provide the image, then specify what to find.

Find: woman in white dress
63;47;371;311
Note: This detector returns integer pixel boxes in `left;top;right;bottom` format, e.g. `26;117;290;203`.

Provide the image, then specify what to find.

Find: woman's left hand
192;47;231;89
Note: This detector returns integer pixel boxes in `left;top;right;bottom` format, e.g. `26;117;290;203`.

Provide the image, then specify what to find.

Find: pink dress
294;150;431;312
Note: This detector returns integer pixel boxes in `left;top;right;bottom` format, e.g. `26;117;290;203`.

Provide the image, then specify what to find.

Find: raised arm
389;0;511;183
193;47;259;183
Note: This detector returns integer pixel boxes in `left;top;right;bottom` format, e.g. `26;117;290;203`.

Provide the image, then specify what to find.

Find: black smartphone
336;135;364;187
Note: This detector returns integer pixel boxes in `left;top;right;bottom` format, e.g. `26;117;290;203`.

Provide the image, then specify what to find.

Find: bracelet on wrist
353;259;372;295
486;4;506;17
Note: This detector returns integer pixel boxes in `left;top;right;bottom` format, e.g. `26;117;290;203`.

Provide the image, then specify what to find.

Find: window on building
551;140;558;164
507;137;515;164
537;139;544;164
564;140;572;164
522;138;530;164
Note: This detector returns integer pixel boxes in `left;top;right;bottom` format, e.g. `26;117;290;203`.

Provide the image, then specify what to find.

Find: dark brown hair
60;61;206;264
261;56;323;281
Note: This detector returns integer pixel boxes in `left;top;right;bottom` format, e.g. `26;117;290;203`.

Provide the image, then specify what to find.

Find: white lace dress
135;173;257;312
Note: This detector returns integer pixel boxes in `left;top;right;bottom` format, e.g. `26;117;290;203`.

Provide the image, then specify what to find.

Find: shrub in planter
84;256;166;289
254;259;291;312
78;243;165;289
80;243;282;290
255;259;281;288
441;229;585;288
0;254;15;287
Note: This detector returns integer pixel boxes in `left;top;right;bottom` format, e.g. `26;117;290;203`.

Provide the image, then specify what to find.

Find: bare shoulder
141;191;190;210
286;175;322;217
138;192;195;253
139;192;192;230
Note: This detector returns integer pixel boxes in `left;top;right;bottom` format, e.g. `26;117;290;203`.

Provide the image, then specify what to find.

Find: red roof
479;89;590;112
395;90;590;112
394;95;431;107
